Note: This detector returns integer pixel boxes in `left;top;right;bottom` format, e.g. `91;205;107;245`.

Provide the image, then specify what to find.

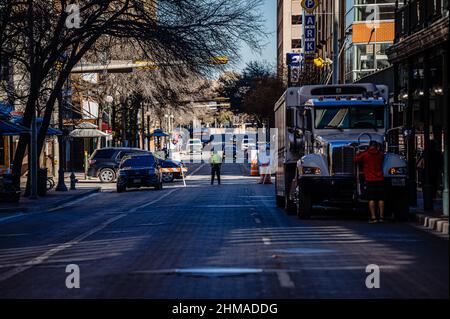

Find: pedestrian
258;147;273;184
210;150;222;185
355;141;386;224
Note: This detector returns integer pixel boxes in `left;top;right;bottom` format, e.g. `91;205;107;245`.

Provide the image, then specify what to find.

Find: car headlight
389;167;407;175
119;170;127;176
302;167;321;175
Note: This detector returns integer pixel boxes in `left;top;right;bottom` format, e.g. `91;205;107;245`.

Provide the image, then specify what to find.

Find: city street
0;163;448;299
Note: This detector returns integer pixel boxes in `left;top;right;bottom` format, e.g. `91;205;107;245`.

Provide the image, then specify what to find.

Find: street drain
273;248;335;254
134;267;263;277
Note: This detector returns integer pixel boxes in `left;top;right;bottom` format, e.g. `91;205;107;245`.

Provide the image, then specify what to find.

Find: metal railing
394;0;446;42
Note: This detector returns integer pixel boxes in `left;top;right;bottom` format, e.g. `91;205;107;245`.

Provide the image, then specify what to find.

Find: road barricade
250;160;259;176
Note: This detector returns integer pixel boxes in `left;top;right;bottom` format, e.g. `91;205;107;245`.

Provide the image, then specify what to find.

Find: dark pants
211;164;221;185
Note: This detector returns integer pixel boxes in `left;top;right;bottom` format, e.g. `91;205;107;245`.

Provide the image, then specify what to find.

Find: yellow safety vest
210;154;222;165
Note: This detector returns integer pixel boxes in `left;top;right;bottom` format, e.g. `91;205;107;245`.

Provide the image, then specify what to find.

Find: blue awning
10;116;62;136
150;129;169;137
0;120;30;136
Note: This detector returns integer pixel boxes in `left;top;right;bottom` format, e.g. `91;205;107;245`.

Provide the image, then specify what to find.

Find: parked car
87;147;150;183
116;154;163;193
160;159;187;183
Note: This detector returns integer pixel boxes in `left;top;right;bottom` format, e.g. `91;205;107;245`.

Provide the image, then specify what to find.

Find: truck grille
331;146;355;175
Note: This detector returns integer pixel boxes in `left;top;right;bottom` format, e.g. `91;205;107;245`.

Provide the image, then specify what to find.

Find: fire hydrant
70;172;78;190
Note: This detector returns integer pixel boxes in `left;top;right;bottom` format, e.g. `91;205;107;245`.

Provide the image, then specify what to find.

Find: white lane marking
0;213;126;283
129;189;178;213
277;271;295;288
262;237;271;245
0;187;179;283
254;218;261;224
186;164;206;179
0;214;25;224
47;192;100;213
195;205;254;208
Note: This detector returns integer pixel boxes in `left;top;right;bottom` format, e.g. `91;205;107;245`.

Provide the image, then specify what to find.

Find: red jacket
355;147;385;181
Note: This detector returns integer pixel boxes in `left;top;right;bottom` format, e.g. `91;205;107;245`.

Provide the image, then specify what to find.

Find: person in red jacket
355;141;385;223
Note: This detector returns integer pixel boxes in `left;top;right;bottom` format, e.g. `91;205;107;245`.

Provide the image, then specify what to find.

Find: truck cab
274;84;409;220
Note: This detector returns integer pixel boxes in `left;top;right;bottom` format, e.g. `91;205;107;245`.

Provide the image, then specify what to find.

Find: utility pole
332;0;340;84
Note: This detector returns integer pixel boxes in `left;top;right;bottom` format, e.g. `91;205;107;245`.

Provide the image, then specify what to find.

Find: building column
422;52;434;211
392;62;400;127
442;43;449;216
406;58;417;206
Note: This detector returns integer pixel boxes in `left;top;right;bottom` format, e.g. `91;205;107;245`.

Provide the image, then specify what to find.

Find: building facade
277;0;304;77
387;0;449;214
344;0;399;83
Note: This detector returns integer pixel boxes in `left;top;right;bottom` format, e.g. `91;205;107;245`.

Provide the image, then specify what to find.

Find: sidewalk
0;186;100;214
410;191;448;235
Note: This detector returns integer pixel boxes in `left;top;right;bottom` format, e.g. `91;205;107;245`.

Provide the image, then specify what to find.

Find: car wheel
162;172;174;183
99;168;116;183
117;184;126;193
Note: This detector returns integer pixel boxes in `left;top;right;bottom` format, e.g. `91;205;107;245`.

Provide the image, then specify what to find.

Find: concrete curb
415;213;449;235
0;188;100;214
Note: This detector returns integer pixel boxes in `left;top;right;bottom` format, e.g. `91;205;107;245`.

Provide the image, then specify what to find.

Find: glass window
121;156;155;168
354;4;396;21
292;15;302;25
291;39;302;49
314;106;385;129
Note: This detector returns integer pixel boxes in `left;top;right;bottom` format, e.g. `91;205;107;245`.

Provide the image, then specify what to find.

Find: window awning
69;128;110;138
9;116;62;136
0;120;30;136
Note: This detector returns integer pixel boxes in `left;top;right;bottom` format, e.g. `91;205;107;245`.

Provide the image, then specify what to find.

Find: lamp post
105;95;114;147
55;91;68;191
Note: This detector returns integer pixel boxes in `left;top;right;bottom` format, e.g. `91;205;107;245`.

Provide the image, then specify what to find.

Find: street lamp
104;95;114;148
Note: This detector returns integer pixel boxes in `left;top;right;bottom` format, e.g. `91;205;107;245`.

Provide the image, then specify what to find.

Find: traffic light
134;60;158;70
209;56;229;65
313;57;325;68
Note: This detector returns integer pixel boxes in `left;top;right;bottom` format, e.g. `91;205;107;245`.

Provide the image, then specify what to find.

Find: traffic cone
250;160;259;176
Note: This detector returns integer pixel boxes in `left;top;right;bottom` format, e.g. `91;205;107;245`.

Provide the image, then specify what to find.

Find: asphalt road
0;163;448;298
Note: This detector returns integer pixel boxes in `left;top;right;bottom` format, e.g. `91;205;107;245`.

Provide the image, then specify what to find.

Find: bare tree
3;0;265;185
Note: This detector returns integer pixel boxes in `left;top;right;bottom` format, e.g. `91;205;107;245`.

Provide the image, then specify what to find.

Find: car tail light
88;159;96;166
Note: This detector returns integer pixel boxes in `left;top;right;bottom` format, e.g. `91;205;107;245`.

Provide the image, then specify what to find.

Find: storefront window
352;42;391;81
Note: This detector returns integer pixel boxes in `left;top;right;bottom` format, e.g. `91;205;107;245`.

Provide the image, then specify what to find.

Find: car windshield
121;156;155;168
314;105;384;129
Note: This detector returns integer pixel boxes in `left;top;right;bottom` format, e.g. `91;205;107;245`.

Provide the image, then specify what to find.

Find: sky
234;0;277;72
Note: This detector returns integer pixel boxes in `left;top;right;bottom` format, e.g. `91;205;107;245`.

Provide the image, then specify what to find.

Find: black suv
87;147;150;183
116;154;163;193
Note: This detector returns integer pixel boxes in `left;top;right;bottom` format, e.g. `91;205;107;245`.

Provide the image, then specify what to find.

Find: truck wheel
297;187;312;219
276;195;284;208
285;196;296;215
393;196;409;221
